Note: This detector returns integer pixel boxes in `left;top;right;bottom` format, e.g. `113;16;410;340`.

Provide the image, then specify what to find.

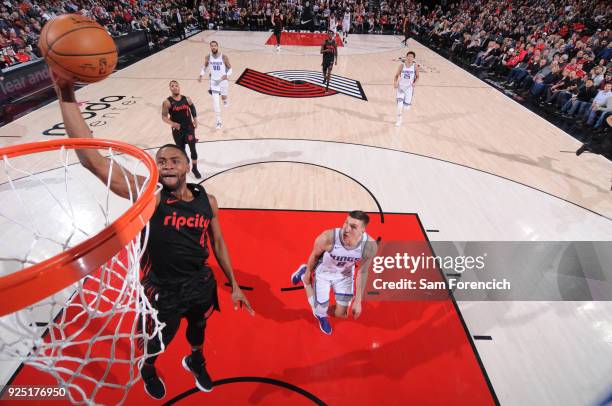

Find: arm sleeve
189;103;197;117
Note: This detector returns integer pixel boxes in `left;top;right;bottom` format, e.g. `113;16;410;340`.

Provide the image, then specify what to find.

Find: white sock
314;302;327;318
397;100;404;118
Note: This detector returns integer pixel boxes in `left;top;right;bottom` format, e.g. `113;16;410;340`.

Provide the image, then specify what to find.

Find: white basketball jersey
317;228;369;276
398;62;415;88
330;17;337;28
209;53;227;81
343;12;350;24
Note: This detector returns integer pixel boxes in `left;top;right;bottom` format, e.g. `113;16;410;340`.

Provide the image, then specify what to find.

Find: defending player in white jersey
393;51;419;127
290;211;377;335
341;9;351;44
328;13;337;36
198;40;232;130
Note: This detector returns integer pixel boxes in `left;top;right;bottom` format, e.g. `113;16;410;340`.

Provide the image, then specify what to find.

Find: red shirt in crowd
506;49;527;67
14;51;29;63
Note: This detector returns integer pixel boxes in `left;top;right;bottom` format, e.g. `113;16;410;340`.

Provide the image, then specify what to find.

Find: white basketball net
0;145;164;405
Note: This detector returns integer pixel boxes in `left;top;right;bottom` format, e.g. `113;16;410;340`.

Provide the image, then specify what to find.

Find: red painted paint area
265;32;344;47
4;210;495;405
237;69;336;98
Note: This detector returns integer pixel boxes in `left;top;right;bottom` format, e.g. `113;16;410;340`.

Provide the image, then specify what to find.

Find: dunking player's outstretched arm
207;194;254;315
351;238;378;319
303;229;333;285
53;73;160;204
162;99;180;129
198;55;210;83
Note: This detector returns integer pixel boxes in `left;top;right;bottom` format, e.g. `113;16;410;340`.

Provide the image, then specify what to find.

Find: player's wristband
226;68;233;78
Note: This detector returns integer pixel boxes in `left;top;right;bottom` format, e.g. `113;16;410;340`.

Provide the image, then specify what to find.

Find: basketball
38;14;117;83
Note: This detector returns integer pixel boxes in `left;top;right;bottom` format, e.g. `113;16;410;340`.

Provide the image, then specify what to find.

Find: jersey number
337;261;346;267
213;65;221;71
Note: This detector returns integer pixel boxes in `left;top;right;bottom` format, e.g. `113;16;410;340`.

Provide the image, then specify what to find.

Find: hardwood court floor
1;30;609;219
0;31;611;406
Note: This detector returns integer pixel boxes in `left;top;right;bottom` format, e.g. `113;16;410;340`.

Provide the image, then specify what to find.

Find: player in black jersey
51;74;254;400
401;15;411;46
162;80;202;179
271;8;284;52
321;30;338;91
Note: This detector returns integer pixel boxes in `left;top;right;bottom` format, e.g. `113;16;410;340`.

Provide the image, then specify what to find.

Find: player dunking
271;8;284;52
341;8;351;44
50;73;253;400
321;30;337;91
290;211;377;335
199;41;232;130
394;51;419;127
162;80;201;179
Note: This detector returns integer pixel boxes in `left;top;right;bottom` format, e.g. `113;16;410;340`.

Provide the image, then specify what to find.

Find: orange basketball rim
0;138;158;316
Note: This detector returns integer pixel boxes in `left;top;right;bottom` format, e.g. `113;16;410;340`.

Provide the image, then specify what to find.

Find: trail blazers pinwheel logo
236;69;367;101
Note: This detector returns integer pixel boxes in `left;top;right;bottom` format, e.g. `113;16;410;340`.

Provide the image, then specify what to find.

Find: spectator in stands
561;78;598;118
529;63;562;100
599;72;612;90
519;58;551;92
597;42;612;61
592;66;605;87
504;57;531;88
367;14;374;34
545;69;574;106
172;8;185;40
472;41;500;68
355;13;363;34
585;83;612;127
584;95;612;130
13;46;31;63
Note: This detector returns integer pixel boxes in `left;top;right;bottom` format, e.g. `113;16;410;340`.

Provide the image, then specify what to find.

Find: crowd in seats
196;0;370;33
1;0;409;71
406;0;610;156
0;0;199;70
